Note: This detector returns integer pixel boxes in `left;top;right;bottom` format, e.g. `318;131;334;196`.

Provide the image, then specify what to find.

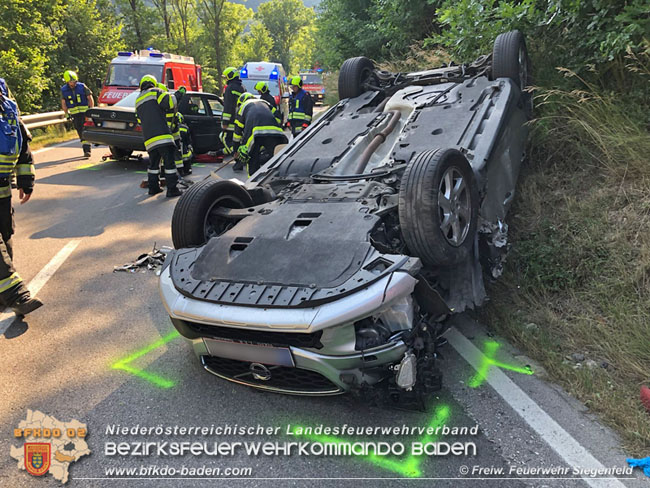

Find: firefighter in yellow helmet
254;81;282;125
233;92;287;176
287;75;313;137
60;70;95;157
135;75;182;197
221;67;246;171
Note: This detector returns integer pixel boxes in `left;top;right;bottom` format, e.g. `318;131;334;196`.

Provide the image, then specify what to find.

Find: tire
109;146;133;159
491;30;533;116
338;56;377;100
398;149;479;266
171;178;253;249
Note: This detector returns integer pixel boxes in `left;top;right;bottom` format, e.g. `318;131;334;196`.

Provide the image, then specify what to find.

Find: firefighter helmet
254;81;269;94
63;70;78;83
237;92;254;106
223;67;239;81
289;75;303;87
139;74;158;90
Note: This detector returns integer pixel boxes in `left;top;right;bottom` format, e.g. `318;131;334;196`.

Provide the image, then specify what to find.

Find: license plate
203;338;294;367
103;121;126;130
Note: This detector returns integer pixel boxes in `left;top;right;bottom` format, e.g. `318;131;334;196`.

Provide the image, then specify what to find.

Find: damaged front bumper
159;266;419;394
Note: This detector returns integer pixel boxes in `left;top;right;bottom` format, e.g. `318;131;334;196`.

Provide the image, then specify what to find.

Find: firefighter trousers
0;192;27;307
148;145;178;191
72;113;90;154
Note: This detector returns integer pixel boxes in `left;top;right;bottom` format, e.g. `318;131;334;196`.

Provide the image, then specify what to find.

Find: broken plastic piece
114;245;168;273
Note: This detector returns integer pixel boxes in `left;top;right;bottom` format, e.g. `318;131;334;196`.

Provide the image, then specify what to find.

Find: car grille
201;356;343;395
186;321;323;349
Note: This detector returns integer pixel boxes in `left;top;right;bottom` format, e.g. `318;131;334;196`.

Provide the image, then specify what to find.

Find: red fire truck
98;50;202;105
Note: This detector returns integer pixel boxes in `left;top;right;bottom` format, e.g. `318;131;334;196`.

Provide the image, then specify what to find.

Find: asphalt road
0;139;645;487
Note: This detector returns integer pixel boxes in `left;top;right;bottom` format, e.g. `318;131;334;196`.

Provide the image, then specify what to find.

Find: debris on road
627;457;650;477
113;245;171;274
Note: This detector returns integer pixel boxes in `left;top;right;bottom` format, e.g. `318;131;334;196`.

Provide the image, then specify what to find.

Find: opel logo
110;112;116;119
249;363;272;381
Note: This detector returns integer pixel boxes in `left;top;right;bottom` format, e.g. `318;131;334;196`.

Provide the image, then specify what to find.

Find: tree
256;0;313;72
52;0;125;98
170;0;198;55
115;0;160;51
233;21;274;65
0;0;62;112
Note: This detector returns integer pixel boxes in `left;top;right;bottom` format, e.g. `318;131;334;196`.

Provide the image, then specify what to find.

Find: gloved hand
627;457;650;477
66;113;73;121
302;123;309;129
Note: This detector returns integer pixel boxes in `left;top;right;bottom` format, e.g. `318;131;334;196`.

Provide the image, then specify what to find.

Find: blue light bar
269;70;278;80
118;51;133;57
149;52;163;58
240;68;248;78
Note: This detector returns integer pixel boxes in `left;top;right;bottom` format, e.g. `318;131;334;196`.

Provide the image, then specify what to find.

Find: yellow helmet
222;67;239;81
237;92;254;106
139;74;158;89
63;70;78;82
254;81;269;93
289;75;302;87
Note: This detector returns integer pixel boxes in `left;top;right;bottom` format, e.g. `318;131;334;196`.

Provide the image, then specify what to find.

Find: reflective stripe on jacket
288;89;313;131
61;83;90;114
233;99;287;153
135;88;176;151
222;79;245;130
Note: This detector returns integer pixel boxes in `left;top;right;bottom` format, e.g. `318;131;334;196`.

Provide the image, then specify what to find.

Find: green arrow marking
291;405;450;478
111;330;180;388
468;340;534;388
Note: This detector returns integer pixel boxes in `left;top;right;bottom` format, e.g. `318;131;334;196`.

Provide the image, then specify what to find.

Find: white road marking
0;240;81;335
445;328;627;488
33;139;79;155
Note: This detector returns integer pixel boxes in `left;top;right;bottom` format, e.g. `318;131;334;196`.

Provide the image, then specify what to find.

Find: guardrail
22;111;67;130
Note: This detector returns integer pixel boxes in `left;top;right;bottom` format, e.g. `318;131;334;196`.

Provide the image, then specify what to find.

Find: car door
203;94;224;152
179;95;217;154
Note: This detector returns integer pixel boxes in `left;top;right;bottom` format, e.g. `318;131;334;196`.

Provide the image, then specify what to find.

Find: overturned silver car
159;31;531;401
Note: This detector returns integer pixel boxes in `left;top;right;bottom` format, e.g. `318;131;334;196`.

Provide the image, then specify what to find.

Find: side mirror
96;78;102;89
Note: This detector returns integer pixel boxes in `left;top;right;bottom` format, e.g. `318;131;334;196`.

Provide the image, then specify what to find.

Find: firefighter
254;81;282;125
287;75;313;137
178;113;193;175
135;75;182;197
221;67;245;171
0;83;42;316
60;70;94;158
233;92;287;176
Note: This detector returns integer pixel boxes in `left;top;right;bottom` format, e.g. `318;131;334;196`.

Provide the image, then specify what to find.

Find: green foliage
235;21;274;66
315;0;440;69
256;0;314;72
115;0;161;51
0;0;62;112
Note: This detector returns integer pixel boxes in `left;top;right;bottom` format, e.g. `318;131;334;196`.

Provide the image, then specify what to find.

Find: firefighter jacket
233;99;287;153
288;88;313;133
135;87;176;152
222;78;245;131
260;92;282;125
0;97;34;198
61;82;92;115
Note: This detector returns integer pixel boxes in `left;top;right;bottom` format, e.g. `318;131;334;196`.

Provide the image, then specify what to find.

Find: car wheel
491;30;533;117
171;178;253;249
338;56;377;100
109;146;133;159
398;149;479;266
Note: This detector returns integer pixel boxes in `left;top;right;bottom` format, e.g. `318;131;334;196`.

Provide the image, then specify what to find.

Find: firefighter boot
10;293;44;317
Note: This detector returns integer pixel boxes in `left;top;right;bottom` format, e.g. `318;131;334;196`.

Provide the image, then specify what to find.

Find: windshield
301;74;323;84
114;91;140;107
106;64;164;87
241;79;280;97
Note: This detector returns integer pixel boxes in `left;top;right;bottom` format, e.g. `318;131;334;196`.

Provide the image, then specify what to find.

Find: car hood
169;200;419;308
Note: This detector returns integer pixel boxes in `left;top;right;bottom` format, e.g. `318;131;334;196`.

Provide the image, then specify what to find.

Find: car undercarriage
160;31;532;404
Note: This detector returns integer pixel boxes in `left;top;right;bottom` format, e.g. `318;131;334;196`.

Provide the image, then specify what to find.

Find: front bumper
159;266;417;394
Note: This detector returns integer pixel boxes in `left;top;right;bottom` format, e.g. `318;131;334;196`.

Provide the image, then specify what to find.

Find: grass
485;76;650;455
30;124;77;150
